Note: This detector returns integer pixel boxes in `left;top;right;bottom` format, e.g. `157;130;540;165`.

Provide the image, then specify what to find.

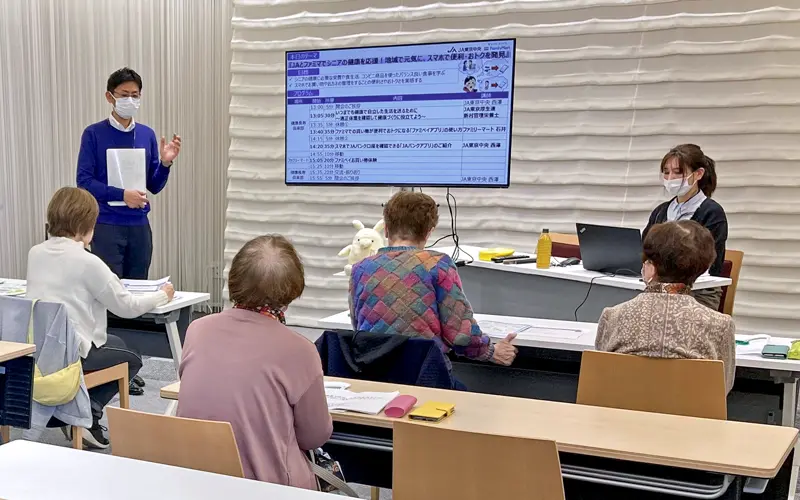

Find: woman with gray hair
177;235;332;489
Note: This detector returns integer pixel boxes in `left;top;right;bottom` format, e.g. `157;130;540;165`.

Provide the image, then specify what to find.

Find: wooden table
161;378;797;479
0;341;35;363
0;440;334;500
320;310;800;428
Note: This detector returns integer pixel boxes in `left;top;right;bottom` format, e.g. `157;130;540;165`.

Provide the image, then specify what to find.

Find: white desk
0;440;331;500
435;245;731;291
436;246;730;322
318;310;800;427
0;278;209;375
338;245;731;322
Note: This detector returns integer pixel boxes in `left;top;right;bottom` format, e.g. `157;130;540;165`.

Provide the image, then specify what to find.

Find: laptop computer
576;223;643;277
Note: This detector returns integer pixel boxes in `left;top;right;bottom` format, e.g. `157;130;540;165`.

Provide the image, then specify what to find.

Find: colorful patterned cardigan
349;247;493;361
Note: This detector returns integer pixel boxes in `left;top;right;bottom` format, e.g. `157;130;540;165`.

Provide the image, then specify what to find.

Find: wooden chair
68;363;130;449
549;232;581;259
577;350;727;420
393;421;565;500
0;364;129;448
720;249;743;316
107;406;244;477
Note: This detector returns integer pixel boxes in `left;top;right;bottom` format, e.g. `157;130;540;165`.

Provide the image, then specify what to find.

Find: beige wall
0;0;231;308
225;0;797;335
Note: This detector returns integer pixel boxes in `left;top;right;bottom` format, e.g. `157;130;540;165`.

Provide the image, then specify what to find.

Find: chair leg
371;486;380;500
72;426;82;449
0;426;9;444
118;374;130;409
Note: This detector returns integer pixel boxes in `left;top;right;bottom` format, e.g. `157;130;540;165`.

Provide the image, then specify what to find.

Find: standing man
77;67;181;396
77;67;181;279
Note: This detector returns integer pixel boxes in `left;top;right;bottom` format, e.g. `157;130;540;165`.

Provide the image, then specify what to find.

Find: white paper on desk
736;336;770;356
324;381;351;390
325;389;399;415
517;326;584;340
0;282;26;296
106;148;146;206
479;320;532;337
122;276;170;293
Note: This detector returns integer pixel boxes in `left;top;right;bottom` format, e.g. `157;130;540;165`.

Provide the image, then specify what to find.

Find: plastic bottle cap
542;228;549;233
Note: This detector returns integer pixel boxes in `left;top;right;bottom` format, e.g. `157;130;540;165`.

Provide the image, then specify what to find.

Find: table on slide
429;245;732;321
161;378;798;499
318;310;800;428
0;441;332;500
0;278;209;375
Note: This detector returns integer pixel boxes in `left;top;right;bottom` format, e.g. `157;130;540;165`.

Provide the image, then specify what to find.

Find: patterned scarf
233;304;286;324
644;282;691;295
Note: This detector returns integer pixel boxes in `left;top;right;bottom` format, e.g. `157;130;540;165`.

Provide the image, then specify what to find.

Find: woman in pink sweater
177;235;332;489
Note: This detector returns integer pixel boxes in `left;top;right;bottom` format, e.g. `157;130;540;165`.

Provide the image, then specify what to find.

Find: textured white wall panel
226;0;800;335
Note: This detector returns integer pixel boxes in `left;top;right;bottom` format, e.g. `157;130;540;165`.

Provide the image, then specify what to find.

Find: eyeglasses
112;91;141;99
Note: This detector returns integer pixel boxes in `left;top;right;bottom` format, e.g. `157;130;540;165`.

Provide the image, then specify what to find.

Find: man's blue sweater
77;119;171;226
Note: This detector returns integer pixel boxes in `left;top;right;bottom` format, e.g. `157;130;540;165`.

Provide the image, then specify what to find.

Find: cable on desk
574;275;601;321
573;268;641;321
426;233;456;248
446;188;473;264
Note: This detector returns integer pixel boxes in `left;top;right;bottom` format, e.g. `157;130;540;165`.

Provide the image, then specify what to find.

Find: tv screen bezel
284;38;517;189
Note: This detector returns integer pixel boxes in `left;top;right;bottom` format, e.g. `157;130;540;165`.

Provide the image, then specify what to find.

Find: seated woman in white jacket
26;187;174;449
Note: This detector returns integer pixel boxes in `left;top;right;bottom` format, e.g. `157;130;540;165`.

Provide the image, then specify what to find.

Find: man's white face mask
114;96;141;119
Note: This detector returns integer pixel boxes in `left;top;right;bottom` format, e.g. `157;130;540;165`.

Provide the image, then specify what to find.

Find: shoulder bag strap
27;299;39;344
306;452;360;497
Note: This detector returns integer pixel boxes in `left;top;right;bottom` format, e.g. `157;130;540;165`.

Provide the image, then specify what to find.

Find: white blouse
26;237;168;357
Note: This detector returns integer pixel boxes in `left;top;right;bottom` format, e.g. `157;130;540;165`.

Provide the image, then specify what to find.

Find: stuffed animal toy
338;219;385;275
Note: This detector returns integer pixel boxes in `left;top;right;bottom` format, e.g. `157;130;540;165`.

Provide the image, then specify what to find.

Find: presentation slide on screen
285;39;516;187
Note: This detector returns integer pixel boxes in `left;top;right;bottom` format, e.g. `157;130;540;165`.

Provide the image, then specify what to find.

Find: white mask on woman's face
663;177;694;197
641;261;656;284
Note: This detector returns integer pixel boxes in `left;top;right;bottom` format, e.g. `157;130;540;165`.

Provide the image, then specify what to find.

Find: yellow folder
408;401;456;422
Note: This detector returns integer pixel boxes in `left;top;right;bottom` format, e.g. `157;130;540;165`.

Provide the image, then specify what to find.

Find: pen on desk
503;257;537;265
492;254;530;263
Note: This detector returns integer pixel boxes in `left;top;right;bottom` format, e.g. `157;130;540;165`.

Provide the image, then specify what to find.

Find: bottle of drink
536;228;552;269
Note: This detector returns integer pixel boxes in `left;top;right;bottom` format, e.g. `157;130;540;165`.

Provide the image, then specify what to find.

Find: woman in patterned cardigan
349;191;518;367
595;220;736;393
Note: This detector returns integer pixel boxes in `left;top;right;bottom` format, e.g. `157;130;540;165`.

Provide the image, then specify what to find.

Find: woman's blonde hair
47;187;99;238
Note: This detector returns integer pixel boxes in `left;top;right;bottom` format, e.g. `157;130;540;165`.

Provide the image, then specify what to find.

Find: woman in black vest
643;144;727;311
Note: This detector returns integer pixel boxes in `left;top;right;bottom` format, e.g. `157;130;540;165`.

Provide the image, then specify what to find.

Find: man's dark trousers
91;222;153;279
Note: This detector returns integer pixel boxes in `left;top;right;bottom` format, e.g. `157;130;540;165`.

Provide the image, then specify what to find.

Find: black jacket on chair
315;330;456;390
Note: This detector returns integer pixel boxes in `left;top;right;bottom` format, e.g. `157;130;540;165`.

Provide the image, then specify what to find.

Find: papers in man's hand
122;277;170;293
107;148;147;207
326;389;399;415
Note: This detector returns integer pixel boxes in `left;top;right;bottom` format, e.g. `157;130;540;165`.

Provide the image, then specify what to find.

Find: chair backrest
577;350;727;419
107;407;244;477
549;232;579;246
720;249;743;315
549;232;581;259
393;421;565;500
